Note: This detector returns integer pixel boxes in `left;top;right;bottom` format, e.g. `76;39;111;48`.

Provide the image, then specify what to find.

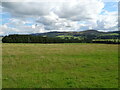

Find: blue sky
1;13;11;25
104;2;118;12
0;0;118;35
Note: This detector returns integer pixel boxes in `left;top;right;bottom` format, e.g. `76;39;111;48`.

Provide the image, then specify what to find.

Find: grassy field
2;43;118;88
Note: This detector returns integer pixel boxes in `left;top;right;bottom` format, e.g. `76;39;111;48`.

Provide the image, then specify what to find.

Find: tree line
2;35;83;43
92;40;120;44
2;34;119;44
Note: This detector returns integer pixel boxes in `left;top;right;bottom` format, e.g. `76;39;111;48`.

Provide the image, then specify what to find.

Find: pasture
2;43;118;88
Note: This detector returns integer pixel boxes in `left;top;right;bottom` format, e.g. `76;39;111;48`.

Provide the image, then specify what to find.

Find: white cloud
54;0;104;21
0;0;118;35
0;24;19;35
0;23;47;35
2;0;104;20
0;18;46;35
96;11;118;31
36;12;80;31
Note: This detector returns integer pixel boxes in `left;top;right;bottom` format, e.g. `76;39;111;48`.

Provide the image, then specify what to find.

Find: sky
0;0;119;36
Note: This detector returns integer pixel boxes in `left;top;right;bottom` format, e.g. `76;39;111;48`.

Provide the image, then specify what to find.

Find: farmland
2;30;120;44
2;43;118;88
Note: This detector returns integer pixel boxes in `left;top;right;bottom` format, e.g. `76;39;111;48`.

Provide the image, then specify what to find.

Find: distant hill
30;30;120;38
2;30;120;44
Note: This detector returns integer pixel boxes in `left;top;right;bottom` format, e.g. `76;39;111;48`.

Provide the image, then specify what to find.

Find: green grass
56;35;82;40
100;33;119;36
2;43;118;88
92;39;120;43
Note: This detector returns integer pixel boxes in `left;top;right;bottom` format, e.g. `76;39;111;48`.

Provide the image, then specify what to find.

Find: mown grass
2;43;118;88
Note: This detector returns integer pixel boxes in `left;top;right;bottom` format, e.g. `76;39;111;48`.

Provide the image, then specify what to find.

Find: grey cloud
2;2;53;17
36;16;58;26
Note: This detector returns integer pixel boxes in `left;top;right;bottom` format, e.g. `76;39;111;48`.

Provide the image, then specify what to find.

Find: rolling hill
30;30;119;39
2;30;120;44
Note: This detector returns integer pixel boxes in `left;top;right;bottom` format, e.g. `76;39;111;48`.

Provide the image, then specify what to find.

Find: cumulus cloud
0;23;46;35
36;12;80;30
96;11;118;31
54;0;104;21
0;24;20;35
36;12;59;26
0;18;46;35
2;2;54;18
0;0;118;35
1;0;104;20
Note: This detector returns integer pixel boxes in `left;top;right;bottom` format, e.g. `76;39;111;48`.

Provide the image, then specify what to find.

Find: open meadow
2;43;118;88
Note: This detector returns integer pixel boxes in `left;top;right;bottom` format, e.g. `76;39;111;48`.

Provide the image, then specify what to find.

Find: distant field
0;37;3;43
2;43;118;88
